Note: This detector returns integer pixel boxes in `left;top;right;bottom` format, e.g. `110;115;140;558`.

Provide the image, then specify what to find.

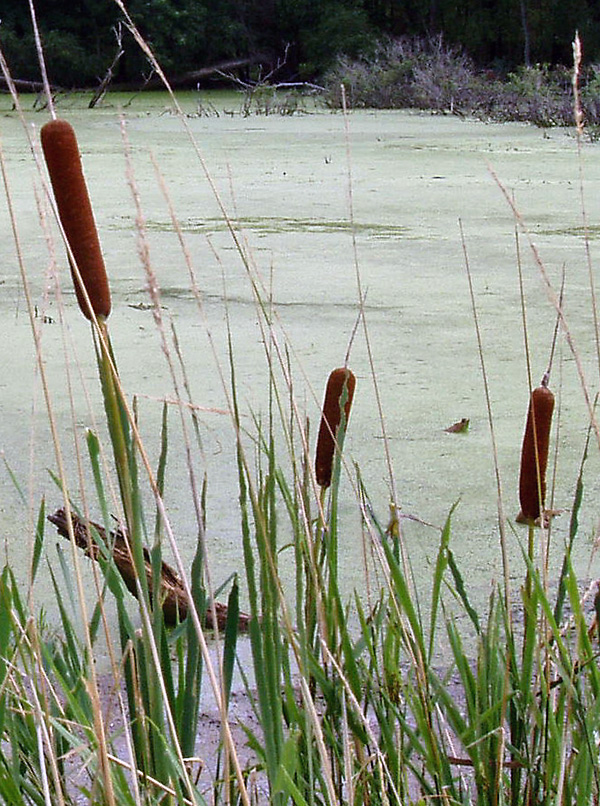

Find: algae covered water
1;91;600;620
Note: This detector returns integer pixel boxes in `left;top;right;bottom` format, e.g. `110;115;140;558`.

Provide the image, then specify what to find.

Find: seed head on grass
41;119;111;321
518;382;555;524
315;367;356;488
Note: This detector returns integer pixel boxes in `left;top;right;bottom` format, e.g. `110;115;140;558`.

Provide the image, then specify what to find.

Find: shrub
325;35;481;112
325;35;600;130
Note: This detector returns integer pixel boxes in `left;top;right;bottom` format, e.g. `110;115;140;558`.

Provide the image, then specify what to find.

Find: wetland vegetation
2;12;600;804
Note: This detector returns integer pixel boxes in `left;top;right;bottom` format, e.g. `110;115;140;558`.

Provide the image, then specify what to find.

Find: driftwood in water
48;507;249;631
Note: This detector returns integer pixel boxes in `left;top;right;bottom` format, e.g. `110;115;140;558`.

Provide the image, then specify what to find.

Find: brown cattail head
518;384;555;523
41;119;111;321
315;367;356;488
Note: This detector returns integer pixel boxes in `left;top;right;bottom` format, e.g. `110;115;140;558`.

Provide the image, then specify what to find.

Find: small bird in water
444;417;469;433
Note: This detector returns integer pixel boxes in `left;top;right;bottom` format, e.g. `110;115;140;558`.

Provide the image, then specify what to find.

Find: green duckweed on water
1;91;599;624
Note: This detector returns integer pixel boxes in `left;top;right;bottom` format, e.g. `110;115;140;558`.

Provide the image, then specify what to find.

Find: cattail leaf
53;543;79;619
429;501;459;659
565;564;600;698
0;570;13;688
31;497;46;584
48;559;80;663
446;547;480;633
223;575;240;709
273;729;306;804
154;402;169;530
381;535;426;660
86;428;112;538
2;455;26;506
595;589;600;652
555;418;591;624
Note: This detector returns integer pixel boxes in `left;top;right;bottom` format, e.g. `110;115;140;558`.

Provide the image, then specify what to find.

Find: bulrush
315;367;356;488
518;383;555;523
41;119;111;320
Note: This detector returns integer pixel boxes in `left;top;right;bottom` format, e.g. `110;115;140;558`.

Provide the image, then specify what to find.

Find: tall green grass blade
95;330;133;521
86;428;111;535
223;575;239;709
94;327;150;615
428;502;458;661
31;498;46;585
47;561;87;682
555;415;591;624
156;400;169;497
180;532;204;760
88;590;105;649
273;728;308;805
565;564;600;700
529;559;572;678
52;544;80;627
520;583;538;701
446;546;480;633
1;455;27;506
153;401;169;543
444;617;477;729
229;329;285;798
0;569;14;736
85;429;118;646
381;534;426;663
2;566;27;630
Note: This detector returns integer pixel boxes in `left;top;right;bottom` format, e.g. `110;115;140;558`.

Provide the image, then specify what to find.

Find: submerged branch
48;507;249;631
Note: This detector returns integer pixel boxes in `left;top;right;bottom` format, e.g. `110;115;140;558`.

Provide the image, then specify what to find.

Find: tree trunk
520;0;531;66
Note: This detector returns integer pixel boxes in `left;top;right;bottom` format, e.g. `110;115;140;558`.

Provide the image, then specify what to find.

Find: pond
1;90;600;628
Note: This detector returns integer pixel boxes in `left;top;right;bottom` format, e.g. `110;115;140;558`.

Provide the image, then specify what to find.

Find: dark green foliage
3;0;600;87
1;0;121;86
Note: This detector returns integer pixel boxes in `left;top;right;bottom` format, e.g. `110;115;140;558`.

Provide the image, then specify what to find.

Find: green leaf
429;501;459;660
31;498;46;584
447;546;480;633
223;576;240;708
273;729;307;804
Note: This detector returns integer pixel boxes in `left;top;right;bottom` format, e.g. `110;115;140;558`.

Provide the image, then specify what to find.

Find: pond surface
1;91;600;627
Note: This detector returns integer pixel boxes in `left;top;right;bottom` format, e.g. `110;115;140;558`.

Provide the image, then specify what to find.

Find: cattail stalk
518;383;555;524
40;120;144;576
308;367;356;660
41;118;111;321
315;367;356;489
519;381;554;687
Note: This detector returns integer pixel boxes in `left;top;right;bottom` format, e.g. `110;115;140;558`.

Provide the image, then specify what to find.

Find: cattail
315;367;356;488
518;384;555;523
41;119;111;321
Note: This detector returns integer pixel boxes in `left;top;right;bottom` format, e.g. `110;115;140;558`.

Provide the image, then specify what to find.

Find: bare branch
89;22;124;108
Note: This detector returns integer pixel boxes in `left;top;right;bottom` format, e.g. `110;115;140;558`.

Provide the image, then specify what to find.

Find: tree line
2;0;600;90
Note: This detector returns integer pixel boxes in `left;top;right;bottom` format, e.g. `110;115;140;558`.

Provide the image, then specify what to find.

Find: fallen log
48;507;249;631
169;56;268;86
0;76;58;92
